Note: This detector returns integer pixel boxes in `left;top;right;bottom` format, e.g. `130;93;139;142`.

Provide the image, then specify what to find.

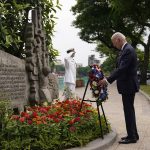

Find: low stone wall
0;50;29;111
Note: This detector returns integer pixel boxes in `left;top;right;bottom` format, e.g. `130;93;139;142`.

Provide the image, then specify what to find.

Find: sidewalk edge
139;90;150;102
66;129;117;150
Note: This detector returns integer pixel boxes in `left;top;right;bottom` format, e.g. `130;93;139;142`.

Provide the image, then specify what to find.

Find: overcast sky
52;0;102;66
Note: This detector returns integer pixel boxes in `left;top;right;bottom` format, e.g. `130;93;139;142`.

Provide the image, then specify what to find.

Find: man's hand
99;78;108;87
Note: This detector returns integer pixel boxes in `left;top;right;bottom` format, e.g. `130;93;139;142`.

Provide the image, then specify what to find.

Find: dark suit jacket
107;43;139;94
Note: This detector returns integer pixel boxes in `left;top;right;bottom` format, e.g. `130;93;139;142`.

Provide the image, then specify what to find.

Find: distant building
88;55;100;66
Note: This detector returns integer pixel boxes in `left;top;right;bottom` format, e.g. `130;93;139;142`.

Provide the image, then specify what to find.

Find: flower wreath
88;64;108;103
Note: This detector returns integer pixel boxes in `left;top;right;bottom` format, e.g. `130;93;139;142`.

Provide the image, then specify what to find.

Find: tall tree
71;0;150;84
0;0;61;61
111;0;150;84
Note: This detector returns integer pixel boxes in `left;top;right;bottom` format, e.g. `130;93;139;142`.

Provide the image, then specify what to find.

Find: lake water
58;78;150;101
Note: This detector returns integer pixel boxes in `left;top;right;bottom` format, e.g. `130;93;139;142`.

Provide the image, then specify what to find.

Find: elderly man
64;48;76;99
100;32;139;144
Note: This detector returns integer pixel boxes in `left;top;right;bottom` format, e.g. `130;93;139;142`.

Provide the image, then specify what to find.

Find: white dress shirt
121;42;127;50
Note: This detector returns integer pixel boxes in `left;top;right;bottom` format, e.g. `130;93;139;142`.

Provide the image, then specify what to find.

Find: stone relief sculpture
25;7;58;105
48;73;59;100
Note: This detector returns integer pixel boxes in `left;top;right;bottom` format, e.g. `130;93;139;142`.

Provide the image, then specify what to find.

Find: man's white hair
111;32;126;40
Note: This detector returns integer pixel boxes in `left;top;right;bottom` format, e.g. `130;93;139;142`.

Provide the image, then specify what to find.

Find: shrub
0;100;12;131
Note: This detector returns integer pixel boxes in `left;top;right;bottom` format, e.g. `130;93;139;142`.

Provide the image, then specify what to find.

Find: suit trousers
122;94;139;139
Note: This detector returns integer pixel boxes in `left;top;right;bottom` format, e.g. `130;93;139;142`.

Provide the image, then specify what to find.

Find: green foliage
77;66;90;77
71;0;113;46
0;1;28;57
101;56;116;74
0;0;61;60
55;65;65;72
0;100;12;132
136;49;144;70
140;85;150;96
0;100;110;149
111;0;150;24
71;0;150;84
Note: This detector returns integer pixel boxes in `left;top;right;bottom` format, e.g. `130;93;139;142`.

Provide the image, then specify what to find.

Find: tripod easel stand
80;79;109;139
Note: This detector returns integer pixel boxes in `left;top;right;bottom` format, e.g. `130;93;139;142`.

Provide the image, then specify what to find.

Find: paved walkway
59;82;150;150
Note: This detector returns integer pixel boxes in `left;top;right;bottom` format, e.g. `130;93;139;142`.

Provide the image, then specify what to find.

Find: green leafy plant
0;100;12;131
0;99;110;150
63;86;75;100
0;0;61;61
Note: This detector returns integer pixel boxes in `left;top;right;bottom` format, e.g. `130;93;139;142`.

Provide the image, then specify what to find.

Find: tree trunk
140;44;150;85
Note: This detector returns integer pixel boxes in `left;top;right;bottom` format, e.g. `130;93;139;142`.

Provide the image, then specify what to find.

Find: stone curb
139;90;150;102
66;130;117;150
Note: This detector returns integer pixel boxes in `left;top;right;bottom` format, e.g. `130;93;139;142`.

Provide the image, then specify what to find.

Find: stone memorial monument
25;7;59;105
0;7;59;111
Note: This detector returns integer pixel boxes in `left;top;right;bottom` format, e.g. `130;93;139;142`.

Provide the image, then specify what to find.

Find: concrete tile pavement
59;82;150;150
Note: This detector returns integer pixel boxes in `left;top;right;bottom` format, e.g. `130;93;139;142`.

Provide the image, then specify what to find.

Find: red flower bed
11;99;94;126
1;99;110;149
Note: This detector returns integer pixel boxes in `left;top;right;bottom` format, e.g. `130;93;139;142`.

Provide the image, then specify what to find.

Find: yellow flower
43;102;48;106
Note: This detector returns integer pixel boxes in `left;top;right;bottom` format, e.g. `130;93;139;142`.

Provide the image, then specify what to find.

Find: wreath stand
80;79;109;139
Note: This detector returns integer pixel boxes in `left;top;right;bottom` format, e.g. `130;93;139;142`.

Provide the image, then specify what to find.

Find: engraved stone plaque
0;50;29;111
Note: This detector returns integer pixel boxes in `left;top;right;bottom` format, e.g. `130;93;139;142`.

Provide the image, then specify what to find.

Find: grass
140;85;150;96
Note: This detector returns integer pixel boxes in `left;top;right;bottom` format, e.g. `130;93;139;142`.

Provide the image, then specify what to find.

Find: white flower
92;81;97;86
94;90;99;94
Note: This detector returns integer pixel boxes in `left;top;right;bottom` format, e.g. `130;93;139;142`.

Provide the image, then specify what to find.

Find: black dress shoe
121;135;139;140
136;135;139;140
121;136;128;140
119;138;137;144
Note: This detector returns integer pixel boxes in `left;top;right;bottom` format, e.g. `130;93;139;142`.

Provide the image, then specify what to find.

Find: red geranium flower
69;119;75;125
39;107;48;114
28;120;32;125
74;117;80;122
19;117;25;123
32;112;38;118
53;118;60;123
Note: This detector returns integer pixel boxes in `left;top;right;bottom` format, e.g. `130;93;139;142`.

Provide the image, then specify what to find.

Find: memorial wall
0;50;29;111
